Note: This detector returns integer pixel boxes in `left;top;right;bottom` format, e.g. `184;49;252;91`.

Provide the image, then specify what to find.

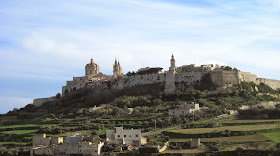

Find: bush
258;83;275;93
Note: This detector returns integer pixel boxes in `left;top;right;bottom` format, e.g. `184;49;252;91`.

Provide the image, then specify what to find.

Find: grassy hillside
0;82;280;155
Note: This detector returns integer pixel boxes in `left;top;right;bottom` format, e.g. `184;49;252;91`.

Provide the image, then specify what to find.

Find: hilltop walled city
34;55;280;106
27;55;280;156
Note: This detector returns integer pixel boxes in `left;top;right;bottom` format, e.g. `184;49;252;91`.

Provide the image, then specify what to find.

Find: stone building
32;133;63;147
106;127;144;146
66;134;83;144
30;133;104;156
169;102;200;116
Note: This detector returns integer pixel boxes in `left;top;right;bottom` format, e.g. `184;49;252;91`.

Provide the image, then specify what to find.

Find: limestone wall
165;72;176;94
31;147;54;156
238;72;257;83
221;71;239;87
210;71;224;86
111;73;166;90
33;97;58;107
56;144;79;155
257;78;280;90
175;72;202;84
210;71;239;87
61;67;280;96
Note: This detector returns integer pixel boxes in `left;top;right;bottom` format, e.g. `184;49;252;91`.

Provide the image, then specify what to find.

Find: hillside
1;81;280;155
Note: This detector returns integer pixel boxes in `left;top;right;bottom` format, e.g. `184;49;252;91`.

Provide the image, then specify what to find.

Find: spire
171;53;174;59
114;57;117;65
118;59;120;65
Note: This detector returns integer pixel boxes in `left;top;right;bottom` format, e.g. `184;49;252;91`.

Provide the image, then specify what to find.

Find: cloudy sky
1;0;280;114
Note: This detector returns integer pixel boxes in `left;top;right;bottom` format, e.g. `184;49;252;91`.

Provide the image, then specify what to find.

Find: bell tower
169;54;176;73
165;54;176;94
113;58;122;78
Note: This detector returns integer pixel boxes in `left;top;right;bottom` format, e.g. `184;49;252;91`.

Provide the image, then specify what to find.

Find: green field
220;119;280;124
1;129;38;135
169;135;269;143
0;124;43;129
0;142;29;146
261;131;280;143
168;124;280;134
219;142;277;151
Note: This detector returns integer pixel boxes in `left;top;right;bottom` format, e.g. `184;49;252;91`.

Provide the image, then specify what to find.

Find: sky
1;0;280;114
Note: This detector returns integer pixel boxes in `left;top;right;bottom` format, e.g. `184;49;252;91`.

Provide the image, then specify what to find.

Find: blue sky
1;0;280;114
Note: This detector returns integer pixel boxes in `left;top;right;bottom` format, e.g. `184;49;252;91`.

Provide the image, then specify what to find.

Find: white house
169;102;200;116
106;127;143;146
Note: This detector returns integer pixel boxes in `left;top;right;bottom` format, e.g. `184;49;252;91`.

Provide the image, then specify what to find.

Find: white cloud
0;0;280;112
0;96;33;114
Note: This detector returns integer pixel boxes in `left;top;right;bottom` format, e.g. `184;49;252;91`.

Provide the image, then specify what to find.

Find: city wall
33;97;58;107
61;70;280;97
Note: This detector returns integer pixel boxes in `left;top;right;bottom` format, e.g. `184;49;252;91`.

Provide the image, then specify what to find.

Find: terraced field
261;131;280;143
165;119;280;154
168;123;280;134
169;135;270;143
1;129;38;135
220;119;280;124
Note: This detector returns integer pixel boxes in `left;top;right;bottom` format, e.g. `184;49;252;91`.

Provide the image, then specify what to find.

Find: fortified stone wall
61;67;280;97
110;73;166;90
257;78;280;90
165;72;176;94
33;97;58;107
221;71;239;87
210;71;224;86
175;72;202;84
238;72;258;83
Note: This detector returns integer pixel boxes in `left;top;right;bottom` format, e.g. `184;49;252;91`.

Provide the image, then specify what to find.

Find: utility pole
155;117;157;131
193;111;195;122
98;124;101;137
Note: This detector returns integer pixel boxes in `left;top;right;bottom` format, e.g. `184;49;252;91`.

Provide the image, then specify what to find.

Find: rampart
33;97;58;107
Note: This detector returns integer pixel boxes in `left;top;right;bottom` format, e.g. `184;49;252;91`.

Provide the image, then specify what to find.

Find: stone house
106;127;143;146
30;133;104;156
169;102;200;116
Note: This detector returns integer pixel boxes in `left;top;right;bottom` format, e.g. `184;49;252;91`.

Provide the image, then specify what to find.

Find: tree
56;93;61;98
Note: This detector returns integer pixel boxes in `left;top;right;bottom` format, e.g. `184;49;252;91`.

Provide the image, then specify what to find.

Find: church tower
165;54;176;94
85;58;100;76
169;54;176;73
113;58;122;78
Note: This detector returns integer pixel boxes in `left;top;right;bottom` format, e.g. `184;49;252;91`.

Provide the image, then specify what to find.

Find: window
173;111;175;114
118;135;120;138
182;111;184;113
136;135;138;137
124;135;126;137
129;135;131;137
